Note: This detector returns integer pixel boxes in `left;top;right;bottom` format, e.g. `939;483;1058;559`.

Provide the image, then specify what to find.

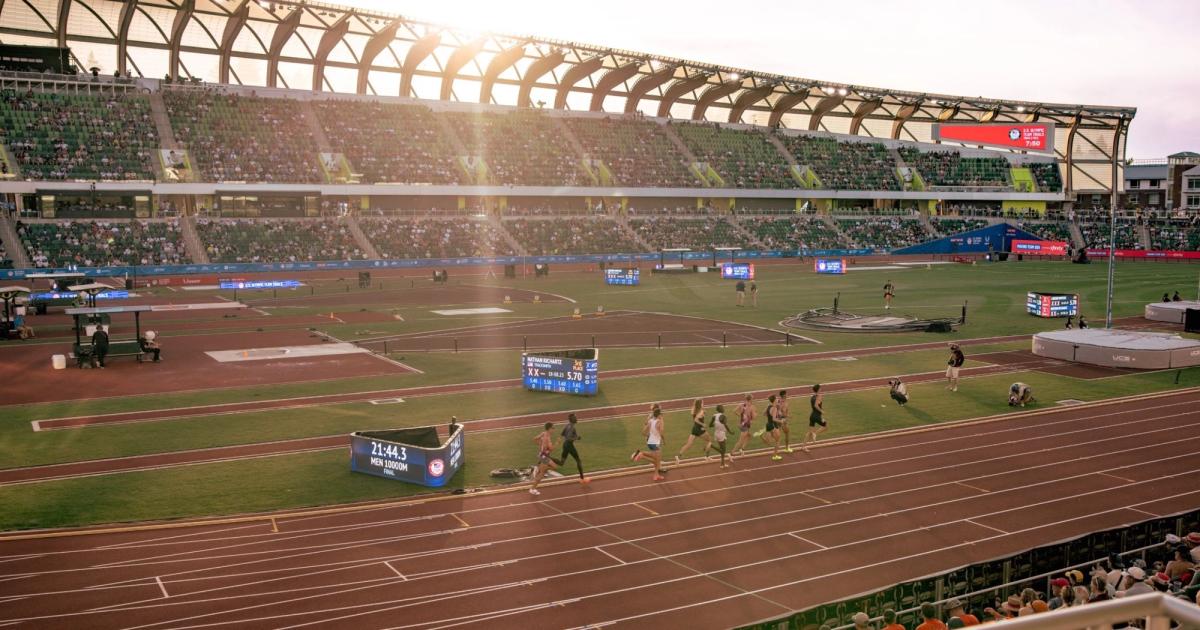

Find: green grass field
2;259;1198;530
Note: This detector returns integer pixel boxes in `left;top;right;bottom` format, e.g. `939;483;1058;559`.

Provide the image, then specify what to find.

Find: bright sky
335;0;1197;160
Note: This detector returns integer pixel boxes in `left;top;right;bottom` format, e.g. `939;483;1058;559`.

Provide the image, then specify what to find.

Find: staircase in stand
298;101;333;153
179;213;209;264
490;216;528;256
344;216;379;259
148;91;180;149
0;211;30;268
660;123;710;187
823;214;856;249
918;213;938;237
1067;222;1085;250
1138;222;1152;250
726;215;768;250
613;214;655;253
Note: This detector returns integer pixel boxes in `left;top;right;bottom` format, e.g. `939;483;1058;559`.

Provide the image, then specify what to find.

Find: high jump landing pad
1144;300;1200;324
1032;328;1200;369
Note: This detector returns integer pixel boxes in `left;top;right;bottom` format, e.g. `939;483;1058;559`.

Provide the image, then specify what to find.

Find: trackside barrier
738;509;1200;630
0;249;876;279
924;593;1200;630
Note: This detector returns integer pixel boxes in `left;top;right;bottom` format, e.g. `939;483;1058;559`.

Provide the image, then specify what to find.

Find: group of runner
530;385;829;494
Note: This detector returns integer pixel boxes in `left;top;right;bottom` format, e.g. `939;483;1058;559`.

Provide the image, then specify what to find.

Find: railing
963;594;1200;630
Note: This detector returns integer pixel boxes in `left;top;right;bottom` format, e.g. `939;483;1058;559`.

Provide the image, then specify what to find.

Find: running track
3;355;1060;486
1;389;1199;629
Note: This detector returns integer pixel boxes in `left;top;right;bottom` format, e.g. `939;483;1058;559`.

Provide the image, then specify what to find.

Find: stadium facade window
1149;179;1162;188
1186;178;1200;190
1148;194;1159;205
1128;180;1139;188
1188;195;1200;208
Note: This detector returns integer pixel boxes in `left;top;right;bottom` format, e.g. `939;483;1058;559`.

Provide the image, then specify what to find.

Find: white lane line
1128;507;1161;518
593;547;627;565
20;437;1200;627
965;519;1009;535
10;398;1195;582
382;562;406;581
788;533;826;549
156;576;168;599
9;443;1199;628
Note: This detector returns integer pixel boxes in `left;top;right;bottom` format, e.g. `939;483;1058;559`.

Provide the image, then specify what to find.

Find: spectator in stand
1166;546;1194;581
881;609;905;630
943;598;979;625
915;602;947;630
1117;566;1152;597
1189;532;1200;563
850;612;871;629
1088;575;1111;602
983;595;1023;621
1071;585;1090;607
1048;578;1071;609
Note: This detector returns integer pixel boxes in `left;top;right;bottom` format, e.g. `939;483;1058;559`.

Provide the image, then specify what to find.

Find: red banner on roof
932;123;1055;153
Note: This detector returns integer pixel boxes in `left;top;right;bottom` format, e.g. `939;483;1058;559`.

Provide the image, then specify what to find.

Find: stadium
0;1;1198;628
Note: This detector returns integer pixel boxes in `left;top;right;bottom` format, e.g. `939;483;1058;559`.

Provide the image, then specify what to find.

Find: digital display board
1011;240;1069;256
814;258;846;274
522;348;599;396
1027;292;1079;318
604;268;640;286
30;290;129;300
720;263;755;280
932;123;1055;154
218;280;301;290
350;426;463;487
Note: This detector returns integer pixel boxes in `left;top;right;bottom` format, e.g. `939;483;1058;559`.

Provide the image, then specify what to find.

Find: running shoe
630;450;641;461
752;429;765;438
529;488;540;496
652;474;665;481
580;477;591;485
674;454;681;464
784;448;794;454
770;455;783;461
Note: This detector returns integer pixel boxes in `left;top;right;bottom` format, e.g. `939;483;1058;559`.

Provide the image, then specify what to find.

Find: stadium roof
0;0;1135;192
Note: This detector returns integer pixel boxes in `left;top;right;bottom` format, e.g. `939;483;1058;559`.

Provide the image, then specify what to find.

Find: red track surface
2;356;1056;486
31;333;1029;429
353;311;793;352
0;330;414;405
2;389;1199;629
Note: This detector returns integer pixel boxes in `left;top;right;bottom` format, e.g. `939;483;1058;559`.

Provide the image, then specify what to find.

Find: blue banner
218;280;301;290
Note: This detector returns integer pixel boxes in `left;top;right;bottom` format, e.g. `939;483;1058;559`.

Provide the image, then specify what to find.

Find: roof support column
265;9;302;88
356;19;402;94
116;0;137;77
217;0;250;85
167;0;195;81
311;13;352;92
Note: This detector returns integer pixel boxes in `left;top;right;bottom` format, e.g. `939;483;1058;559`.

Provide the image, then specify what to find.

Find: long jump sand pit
0;329;416;405
354;310;807;352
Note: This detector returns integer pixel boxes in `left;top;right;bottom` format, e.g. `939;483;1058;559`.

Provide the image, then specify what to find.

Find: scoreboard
604;268;640;286
1027;292;1079;318
349;425;463;487
522;348;599;396
720;263;755;280
815;258;846;274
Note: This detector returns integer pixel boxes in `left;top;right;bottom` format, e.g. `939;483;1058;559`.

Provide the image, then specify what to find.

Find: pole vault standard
1105;116;1127;329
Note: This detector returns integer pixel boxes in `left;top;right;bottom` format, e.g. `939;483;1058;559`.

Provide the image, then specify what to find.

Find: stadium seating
777;135;900;190
629;217;752;250
672;123;796;188
164;90;322;183
837;217;929;250
443;110;587;186
1149;221;1200;251
563;116;699;187
899;148;1010;188
360;218;515;259
743;216;847;250
931;218;989;235
314;100;464;185
0;89;158;180
18;219;187;267
1079;220;1141;249
1020;221;1074;243
505;218;644;255
1029;163;1064;192
196;218;363;263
